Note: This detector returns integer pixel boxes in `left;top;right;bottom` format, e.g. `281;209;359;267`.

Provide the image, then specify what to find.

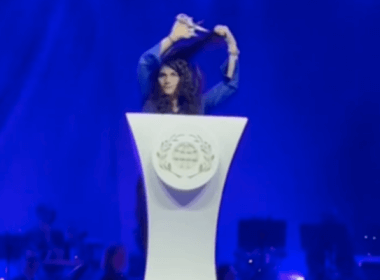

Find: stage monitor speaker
300;223;349;251
238;218;286;251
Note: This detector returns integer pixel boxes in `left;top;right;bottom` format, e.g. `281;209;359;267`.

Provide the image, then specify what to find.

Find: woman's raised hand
169;14;198;42
214;25;239;55
214;25;231;37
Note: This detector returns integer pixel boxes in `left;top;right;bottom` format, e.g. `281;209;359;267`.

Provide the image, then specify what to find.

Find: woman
134;13;240;272
137;13;239;114
12;250;40;280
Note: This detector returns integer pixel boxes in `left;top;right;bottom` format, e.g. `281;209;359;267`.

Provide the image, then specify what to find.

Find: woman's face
158;65;180;95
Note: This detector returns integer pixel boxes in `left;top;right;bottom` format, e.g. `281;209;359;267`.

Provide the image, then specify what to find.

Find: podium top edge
125;112;248;122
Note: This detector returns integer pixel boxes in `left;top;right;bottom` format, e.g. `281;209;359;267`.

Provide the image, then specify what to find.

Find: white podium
126;113;247;280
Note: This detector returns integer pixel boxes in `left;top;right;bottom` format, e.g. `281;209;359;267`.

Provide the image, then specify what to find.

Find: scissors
176;14;209;33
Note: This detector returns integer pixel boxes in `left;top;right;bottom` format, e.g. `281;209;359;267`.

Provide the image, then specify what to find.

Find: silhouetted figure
303;212;357;280
12;250;40;280
26;204;66;280
26;204;65;261
100;245;128;280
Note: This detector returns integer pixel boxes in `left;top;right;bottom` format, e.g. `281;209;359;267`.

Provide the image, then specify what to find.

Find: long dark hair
148;58;202;114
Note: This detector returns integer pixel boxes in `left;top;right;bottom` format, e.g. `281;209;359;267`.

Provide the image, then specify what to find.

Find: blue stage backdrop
1;0;379;273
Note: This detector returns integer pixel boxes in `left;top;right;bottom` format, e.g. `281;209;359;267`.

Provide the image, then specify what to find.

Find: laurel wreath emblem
188;134;215;178
156;134;215;179
156;134;183;178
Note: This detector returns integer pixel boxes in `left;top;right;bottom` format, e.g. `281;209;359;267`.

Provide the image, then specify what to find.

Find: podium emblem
152;124;219;190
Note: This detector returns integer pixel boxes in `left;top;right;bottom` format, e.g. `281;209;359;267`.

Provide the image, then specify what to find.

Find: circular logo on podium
152;124;219;191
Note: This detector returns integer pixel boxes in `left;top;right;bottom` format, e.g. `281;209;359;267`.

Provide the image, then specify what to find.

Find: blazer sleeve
203;59;239;110
137;43;162;104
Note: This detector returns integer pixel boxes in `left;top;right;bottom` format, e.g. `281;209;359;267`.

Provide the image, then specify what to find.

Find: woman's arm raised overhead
203;25;240;110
